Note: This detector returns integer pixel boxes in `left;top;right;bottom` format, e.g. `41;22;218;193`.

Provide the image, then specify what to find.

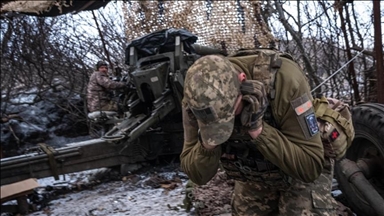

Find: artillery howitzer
1;29;383;216
0;29;226;186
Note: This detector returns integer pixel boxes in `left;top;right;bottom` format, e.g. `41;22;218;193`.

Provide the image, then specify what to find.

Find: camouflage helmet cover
184;55;240;146
96;61;108;69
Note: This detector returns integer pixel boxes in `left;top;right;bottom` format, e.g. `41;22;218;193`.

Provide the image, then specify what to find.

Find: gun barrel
1;147;80;167
192;44;227;56
0;139;118;186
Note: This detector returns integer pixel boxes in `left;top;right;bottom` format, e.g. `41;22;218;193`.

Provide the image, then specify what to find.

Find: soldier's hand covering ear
240;80;268;131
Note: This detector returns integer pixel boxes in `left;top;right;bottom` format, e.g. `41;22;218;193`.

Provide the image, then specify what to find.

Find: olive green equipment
0;29;227;186
180;179;194;212
313;96;355;160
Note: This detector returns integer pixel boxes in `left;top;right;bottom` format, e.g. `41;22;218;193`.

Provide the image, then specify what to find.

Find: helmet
96;61;108;70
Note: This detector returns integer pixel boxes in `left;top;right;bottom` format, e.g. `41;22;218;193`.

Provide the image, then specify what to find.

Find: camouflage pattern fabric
87;71;125;112
183;161;337;216
313;96;355;160
180;50;327;215
228;48;286;97
183;55;241;147
232;157;337;216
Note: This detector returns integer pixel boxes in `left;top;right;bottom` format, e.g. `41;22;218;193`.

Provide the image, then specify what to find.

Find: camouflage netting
1;0;72;14
122;0;277;54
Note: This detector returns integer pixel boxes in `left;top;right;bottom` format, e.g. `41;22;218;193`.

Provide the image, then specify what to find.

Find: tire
335;103;384;216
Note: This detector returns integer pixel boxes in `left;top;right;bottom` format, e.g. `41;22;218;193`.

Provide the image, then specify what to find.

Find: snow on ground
27;168;194;216
0;165;354;216
0;89;356;216
1;88;194;216
30;182;189;216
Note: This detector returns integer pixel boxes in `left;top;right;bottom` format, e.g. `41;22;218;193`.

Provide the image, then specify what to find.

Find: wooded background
0;0;382;131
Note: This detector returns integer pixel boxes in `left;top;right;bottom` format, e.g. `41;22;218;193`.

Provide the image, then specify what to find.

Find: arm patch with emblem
305;113;319;136
291;94;319;139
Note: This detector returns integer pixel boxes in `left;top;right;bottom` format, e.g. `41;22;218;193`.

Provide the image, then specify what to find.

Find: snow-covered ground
0;88;194;216
2;167;195;216
32;171;191;216
1;166;352;216
31;184;188;216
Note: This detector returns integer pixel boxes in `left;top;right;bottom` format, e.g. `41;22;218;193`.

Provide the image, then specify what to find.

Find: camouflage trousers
232;157;338;216
99;100;119;112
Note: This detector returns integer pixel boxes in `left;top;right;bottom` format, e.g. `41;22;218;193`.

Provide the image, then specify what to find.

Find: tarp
125;28;198;65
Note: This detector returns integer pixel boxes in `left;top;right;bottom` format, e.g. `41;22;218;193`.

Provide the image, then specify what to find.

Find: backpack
313;96;355;160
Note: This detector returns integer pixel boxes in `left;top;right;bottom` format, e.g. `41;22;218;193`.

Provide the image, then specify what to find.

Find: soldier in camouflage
87;61;127;113
180;51;338;215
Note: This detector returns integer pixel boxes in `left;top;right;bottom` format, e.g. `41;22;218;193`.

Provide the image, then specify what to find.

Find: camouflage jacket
180;50;324;185
87;71;126;112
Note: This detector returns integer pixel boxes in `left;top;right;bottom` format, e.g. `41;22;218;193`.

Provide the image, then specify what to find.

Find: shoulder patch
291;94;319;139
291;94;312;116
305;113;319;136
329;128;340;141
295;101;313;115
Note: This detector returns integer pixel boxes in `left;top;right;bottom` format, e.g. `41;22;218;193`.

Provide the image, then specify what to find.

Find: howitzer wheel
335;103;384;216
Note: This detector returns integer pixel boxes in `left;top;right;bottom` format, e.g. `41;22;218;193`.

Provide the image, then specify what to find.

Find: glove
240;80;268;131
240;79;266;98
241;95;263;130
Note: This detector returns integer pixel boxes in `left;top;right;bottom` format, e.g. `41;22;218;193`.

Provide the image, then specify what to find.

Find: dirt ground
1;163;356;216
190;170;356;216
